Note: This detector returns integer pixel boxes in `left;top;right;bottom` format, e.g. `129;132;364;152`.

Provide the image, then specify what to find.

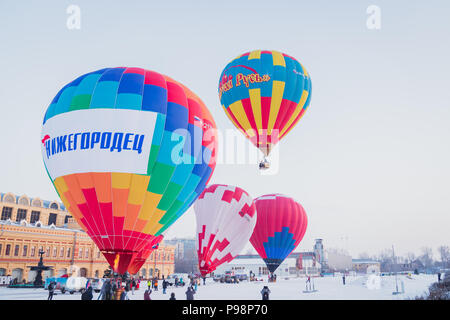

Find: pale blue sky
0;0;449;258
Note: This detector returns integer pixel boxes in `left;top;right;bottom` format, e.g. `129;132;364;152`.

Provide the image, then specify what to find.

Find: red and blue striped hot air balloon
41;67;217;274
218;50;312;160
250;194;308;274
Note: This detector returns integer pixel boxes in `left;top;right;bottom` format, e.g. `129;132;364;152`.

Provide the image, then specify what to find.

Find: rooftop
0;192;66;211
0;219;82;232
352;259;380;264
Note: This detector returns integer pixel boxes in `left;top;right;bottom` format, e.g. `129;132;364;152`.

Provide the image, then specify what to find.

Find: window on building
79;248;83;258
97;251;100;258
60;247;64;257
85;248;89;258
1;207;12;220
67;248;71;258
53;247;57;257
31;246;36;257
64;215;72;224
16;209;27;222
30;211;40;224
3;194;15;203
48;213;57;226
0;244;2;255
50;202;59;210
46;247;50;257
5;244;11;256
18;197;29;206
14;245;20;256
31;199;42;207
23;245;28;257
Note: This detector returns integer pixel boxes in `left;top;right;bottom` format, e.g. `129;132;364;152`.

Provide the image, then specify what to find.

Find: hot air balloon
250;194;307;275
194;184;257;277
127;235;163;275
218;50;312;168
41;67;217;274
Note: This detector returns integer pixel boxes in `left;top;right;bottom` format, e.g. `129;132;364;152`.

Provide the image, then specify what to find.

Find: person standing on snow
97;279;107;300
47;281;55;300
186;286;195;300
81;286;93;300
342;274;346;285
104;279;112;300
162;278;168;294
261;286;270;300
131;278;136;295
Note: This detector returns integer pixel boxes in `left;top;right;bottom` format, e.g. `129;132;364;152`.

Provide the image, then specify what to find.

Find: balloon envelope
127;235;163;275
250;194;307;273
194;184;256;277
41;67;217;274
218;50;312;156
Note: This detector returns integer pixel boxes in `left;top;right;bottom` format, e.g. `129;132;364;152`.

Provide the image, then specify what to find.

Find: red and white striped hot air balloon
194;184;256;277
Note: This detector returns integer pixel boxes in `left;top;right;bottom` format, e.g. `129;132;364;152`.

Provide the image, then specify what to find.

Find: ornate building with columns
0;192;174;283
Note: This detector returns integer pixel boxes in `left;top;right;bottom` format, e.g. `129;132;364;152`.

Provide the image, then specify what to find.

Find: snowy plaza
0;274;436;300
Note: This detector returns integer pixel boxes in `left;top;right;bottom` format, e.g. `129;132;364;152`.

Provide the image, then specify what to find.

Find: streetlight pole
392;245;400;294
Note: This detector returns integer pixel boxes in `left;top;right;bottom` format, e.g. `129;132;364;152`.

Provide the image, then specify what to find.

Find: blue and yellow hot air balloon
41;67;217;274
218;50;312;161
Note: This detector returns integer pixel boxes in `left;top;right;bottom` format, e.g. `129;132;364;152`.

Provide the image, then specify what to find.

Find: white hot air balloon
194;184;257;277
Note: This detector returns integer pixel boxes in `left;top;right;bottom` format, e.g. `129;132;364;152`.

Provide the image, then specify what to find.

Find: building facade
0;192;174;283
352;259;381;274
214;252;322;278
164;238;199;274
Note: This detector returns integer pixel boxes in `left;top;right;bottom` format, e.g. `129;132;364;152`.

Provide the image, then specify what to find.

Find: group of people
97;277;139;300
268;274;277;282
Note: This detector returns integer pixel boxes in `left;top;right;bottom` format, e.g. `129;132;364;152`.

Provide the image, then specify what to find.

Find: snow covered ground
0;274;436;300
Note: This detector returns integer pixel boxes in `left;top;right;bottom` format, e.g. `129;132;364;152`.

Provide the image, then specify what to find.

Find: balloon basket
259;159;270;170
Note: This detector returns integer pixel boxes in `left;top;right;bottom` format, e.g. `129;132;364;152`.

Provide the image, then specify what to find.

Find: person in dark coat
342;274;346;285
81;286;93;300
132;278;136;295
144;289;151;300
104;279;112;300
438;272;441;282
47;281;55;300
162;278;168;294
169;292;176;300
261;286;270;300
185;286;195;300
111;280;118;300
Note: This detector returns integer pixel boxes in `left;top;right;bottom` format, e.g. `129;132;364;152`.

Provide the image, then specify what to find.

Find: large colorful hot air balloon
127;235;163;275
41;67;217;274
250;194;307;274
218;50;312;166
194;184;256;277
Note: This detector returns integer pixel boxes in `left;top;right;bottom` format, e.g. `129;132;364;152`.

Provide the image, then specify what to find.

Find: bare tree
437;245;449;269
377;249;394;272
419;247;434;268
406;252;416;264
358;252;371;259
